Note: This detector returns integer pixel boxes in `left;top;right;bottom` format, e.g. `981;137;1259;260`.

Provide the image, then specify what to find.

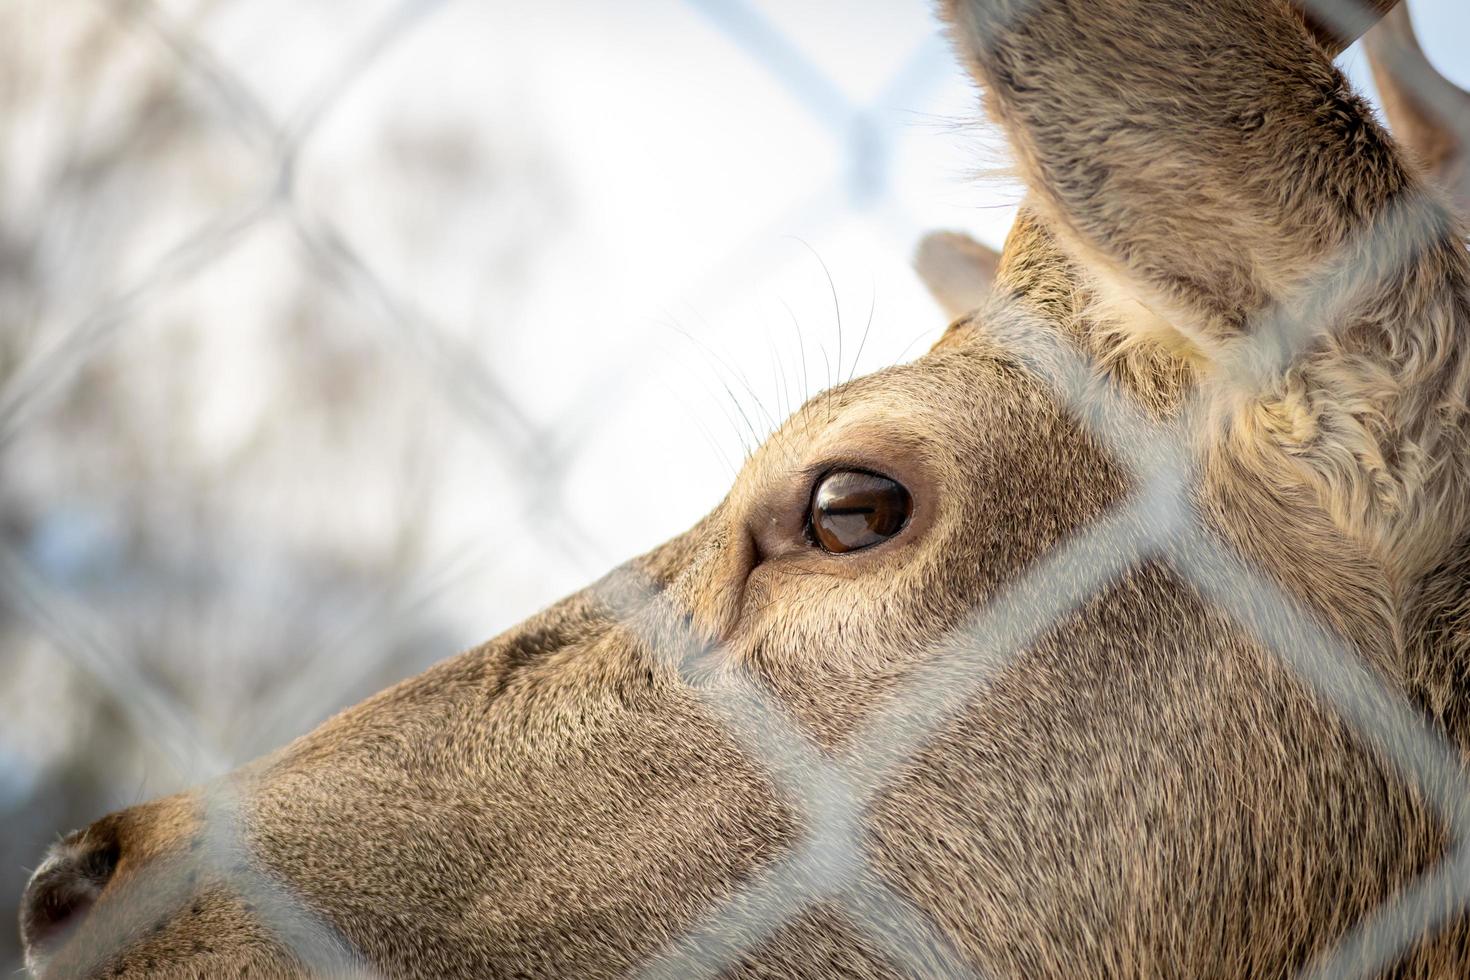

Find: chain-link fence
5;0;1470;976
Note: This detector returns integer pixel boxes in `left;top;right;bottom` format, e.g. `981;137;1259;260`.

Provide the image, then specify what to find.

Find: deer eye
808;470;911;554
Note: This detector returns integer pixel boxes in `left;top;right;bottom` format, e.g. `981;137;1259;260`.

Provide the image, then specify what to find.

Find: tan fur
21;2;1470;977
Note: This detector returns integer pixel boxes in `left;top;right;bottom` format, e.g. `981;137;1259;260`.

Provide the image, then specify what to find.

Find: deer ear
915;231;1001;320
1292;0;1399;57
1364;3;1470;217
941;0;1470;579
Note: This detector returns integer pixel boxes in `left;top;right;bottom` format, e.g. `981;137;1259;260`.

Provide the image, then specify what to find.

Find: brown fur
20;2;1470;977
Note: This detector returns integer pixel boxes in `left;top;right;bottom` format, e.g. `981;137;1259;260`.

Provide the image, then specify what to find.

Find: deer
18;0;1470;976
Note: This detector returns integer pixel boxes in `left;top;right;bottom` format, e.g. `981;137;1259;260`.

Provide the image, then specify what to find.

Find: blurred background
1;0;1467;969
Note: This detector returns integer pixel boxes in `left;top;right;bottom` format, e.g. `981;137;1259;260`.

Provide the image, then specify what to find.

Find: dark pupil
810;470;911;554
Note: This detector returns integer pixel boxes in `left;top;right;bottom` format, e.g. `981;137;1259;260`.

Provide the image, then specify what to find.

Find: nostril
20;836;122;958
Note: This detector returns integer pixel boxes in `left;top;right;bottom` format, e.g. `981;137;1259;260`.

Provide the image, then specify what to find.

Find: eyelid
748;435;935;569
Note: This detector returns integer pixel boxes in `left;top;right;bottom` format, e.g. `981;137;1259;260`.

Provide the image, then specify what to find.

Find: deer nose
19;822;123;963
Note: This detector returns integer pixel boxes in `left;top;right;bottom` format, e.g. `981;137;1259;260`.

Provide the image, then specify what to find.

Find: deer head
20;1;1470;977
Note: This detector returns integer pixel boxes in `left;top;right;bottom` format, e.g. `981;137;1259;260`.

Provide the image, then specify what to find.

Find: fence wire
4;0;1470;977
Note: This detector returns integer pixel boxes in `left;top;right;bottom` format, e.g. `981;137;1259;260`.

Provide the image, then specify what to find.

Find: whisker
779;297;816;446
660;314;775;442
847;285;876;385
655;315;757;463
816;340;833;422
770;315;791;426
719;378;763;462
654;377;739;481
781;298;813;408
894;324;942;364
683;304;781;437
788;237;844;426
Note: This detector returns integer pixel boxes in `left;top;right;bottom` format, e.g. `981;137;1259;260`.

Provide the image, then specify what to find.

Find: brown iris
808;469;911;554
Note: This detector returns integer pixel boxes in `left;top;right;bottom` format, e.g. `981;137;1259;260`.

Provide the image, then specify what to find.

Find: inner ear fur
943;0;1470;583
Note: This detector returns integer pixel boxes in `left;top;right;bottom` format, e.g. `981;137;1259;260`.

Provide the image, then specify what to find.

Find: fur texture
20;1;1470;977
